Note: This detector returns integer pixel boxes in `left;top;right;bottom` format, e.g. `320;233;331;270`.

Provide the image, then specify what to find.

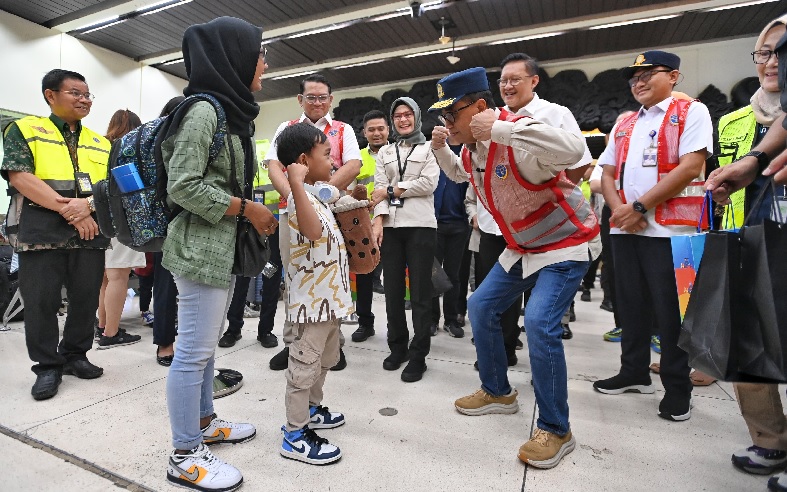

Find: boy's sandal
690;369;717;386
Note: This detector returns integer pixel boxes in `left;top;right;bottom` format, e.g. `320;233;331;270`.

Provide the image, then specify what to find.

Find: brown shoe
454;388;518;416
518;428;576;469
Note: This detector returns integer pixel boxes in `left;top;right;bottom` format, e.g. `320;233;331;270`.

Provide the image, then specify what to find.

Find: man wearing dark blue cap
594;50;713;422
430;66;597;469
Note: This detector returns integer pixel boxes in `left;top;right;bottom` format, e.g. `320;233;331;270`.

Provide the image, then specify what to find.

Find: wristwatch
742;150;770;170
86;195;95;213
632;201;647;214
387;185;395;200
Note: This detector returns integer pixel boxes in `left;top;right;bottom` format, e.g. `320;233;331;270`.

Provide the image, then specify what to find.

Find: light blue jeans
167;274;235;450
468;259;587;436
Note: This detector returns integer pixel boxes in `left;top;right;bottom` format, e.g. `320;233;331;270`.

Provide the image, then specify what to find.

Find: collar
365;145;380;156
49;113;82;133
508;93;541;117
299;112;334;128
639;96;673;116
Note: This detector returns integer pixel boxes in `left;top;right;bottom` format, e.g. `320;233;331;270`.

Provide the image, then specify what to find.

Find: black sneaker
257;332;278;348
593;373;655;395
373;283;385;294
456;314;466;327
383;352;409;371
580;288;591;302
430;323;438;336
658;394;692;422
444;322;464;338
351;325;375;342
401;359;427;382
561;324;573;340
568;302;576;322
97;330;142;350
218;332;241;348
330;349;347;371
599;300;614;312
31;369;62;401
270;347;289;371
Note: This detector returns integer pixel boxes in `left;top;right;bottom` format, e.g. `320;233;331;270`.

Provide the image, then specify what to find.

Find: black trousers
355;271;375;328
477;231;521;357
19;248;104;374
137;267;154;312
457;235;472;317
598;205;620;326
432;221;470;325
582;255;601;289
152;252;178;346
226;275;252;334
382;227;435;362
611;234;691;399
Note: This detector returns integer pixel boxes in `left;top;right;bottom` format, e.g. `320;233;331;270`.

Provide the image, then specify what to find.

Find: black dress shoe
383;353;408;371
257;332;279;348
456;315;466;327
31;369;62;400
330;349;347;371
156;347;174;367
63;359;103;379
351;325;375;342
429;323;438;336
580;288;591;302
599;300;614;312
569;302;576;322
218;332;241;348
401;359;427;382
270;347;289;371
561;324;573;340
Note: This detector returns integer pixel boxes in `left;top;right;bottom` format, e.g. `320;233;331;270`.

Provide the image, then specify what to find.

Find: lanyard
395;143;418;181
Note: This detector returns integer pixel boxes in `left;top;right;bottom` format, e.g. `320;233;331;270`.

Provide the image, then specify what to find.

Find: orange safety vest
613;98;708;228
288;118;345;169
462;109;599;254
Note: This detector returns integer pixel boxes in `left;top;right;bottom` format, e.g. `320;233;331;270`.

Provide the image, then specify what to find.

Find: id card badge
74;172;93;195
389;196;403;207
773;185;787;222
642;147;657;167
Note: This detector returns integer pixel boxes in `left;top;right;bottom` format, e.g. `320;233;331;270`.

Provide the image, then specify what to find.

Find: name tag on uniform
642;147;657;167
74;172;93;195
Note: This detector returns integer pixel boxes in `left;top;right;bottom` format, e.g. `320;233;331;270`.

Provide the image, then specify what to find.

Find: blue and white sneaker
141;311;154;326
309;405;345;429
732;445;787;475
280;426;342;465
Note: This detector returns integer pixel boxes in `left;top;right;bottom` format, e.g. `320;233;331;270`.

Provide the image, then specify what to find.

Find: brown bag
331;191;379;274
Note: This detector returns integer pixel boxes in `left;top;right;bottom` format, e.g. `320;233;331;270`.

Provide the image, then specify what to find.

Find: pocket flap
290;344;320;365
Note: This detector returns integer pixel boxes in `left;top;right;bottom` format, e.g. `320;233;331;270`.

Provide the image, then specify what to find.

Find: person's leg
167;275;232;451
524;260;588;435
97;272;108;332
404;227;436;362
469;261;533;396
308;319;341;406
102;267;132;337
734;383;787;450
153;252;178;355
439;222;470;327
582;256;600;290
457;236;472;321
285;321;334;431
223;275;250;338
354;272;375;328
381;227;408;358
60;249;105;362
138;270;154;313
19;250;68;373
432;226;448;326
279;213;297;346
257;226;282;337
480;232;522;356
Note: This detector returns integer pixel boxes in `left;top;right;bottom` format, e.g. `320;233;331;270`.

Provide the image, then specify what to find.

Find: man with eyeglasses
593;51;713;423
430;67;597;470
1;69;110;401
264;73;361;372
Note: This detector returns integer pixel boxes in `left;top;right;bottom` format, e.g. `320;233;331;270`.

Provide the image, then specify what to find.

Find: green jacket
718;105;756;228
161;101;245;289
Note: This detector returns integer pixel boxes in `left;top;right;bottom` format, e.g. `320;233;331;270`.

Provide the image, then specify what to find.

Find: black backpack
94;94;228;252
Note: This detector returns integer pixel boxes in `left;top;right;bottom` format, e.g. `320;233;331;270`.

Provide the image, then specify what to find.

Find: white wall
254;36;760;141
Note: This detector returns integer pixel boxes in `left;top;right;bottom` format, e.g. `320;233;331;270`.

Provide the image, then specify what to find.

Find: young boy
275;123;353;465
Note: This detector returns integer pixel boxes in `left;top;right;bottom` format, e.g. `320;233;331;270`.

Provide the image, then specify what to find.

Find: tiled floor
0;287;769;491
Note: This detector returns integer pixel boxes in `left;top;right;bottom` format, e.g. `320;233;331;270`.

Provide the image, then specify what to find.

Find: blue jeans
468;259;588;436
167;275;235;450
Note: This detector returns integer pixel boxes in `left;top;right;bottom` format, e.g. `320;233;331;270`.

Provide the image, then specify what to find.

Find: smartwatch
632;201;647;214
387;186;395;200
742;150;770;170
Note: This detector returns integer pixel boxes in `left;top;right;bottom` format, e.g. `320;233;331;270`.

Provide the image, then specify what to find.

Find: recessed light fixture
589;14;681;30
704;0;779;11
488;31;565;45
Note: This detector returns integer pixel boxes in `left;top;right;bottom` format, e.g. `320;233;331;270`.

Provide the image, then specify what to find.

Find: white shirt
598;97;713;238
477;94;593;236
285;190;353;323
265;113;362;164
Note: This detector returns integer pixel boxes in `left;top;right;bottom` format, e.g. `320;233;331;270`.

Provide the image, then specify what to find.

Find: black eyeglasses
52;90;95;101
627;69;672;88
752;49;778;64
439;102;474;125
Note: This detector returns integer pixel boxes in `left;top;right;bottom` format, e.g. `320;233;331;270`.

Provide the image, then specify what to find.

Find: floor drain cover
379;407;398;416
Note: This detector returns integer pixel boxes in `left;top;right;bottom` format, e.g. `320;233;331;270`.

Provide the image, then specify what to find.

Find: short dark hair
160;96;186;117
41;69;86;105
499;53;539;76
300;74;332;94
462;90;496;109
363;110;387;127
275;123;328;168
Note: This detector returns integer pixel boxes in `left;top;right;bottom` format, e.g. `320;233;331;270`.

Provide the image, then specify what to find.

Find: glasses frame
496;74;535;87
627;69;673;88
438;102;474;125
300;94;331;104
752;49;778;64
392;110;415;121
51;89;95;101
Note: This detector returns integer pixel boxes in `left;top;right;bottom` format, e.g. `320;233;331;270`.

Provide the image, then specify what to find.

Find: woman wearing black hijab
161;17;277;492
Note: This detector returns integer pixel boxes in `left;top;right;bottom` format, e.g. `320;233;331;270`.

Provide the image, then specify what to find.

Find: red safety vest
613;98;707;228
289;118;345;169
462;109;599;254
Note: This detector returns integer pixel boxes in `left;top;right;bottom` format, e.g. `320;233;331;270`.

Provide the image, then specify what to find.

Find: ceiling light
488;31;564;45
159;58;184;66
704;0;779;11
589;14;681;30
269;71;317;81
446;39;460;64
333;59;389;70
72;16;120;33
139;0;193;16
403;46;465;58
288;22;352;39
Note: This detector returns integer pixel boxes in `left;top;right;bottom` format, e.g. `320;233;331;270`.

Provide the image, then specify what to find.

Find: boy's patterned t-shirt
285;190;353;324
